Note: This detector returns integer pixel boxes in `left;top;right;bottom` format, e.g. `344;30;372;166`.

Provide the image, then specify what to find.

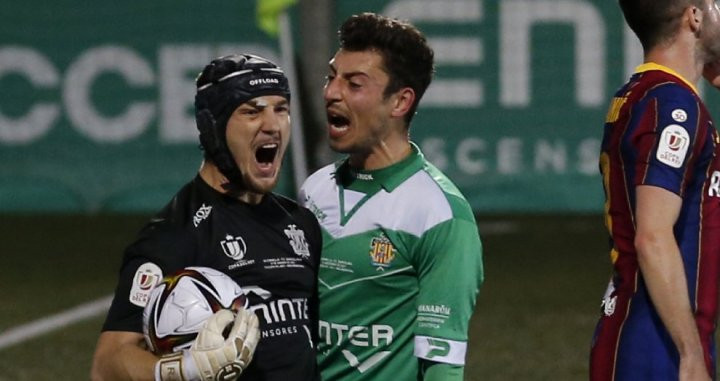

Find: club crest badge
221;234;247;260
369;234;396;271
284;224;310;258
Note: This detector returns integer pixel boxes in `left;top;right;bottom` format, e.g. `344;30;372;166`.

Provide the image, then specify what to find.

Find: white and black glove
155;308;260;381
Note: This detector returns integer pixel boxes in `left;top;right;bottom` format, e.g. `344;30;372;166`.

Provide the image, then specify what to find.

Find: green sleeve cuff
421;360;464;381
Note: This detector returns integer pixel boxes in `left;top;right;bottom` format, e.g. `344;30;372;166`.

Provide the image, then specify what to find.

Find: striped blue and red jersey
591;63;720;380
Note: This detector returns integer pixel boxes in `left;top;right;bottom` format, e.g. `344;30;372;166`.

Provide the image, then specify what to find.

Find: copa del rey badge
221;234;247;261
657;124;690;169
129;262;162;307
284;224;310;258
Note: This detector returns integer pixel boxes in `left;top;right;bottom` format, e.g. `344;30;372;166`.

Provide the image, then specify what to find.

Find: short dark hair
338;12;434;124
619;0;703;50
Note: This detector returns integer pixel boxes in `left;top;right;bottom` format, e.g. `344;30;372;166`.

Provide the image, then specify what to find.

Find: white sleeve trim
414;335;467;365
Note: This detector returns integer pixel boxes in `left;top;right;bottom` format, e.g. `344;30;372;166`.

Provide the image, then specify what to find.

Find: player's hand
679;355;711;381
703;60;720;89
155;308;260;381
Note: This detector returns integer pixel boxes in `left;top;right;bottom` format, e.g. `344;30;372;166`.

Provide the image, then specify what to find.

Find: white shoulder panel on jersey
301;164;454;238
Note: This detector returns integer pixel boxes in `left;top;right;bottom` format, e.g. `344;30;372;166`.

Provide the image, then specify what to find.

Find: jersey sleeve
412;215;483;365
420;360;464;381
626;84;702;196
102;221;196;332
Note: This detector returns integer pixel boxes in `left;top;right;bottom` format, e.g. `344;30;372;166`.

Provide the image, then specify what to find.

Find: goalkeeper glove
154;308;260;381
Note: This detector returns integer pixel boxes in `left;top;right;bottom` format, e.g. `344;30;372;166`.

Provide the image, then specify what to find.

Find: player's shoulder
637;71;699;108
270;193;321;229
302;163;337;190
270;192;304;214
132;178;208;246
649;82;697;105
396;159;475;225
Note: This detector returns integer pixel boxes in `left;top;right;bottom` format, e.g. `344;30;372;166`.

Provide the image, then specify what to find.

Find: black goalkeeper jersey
103;175;321;380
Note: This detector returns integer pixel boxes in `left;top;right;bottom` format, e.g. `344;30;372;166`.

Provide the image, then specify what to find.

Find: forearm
636;235;703;358
91;331;158;381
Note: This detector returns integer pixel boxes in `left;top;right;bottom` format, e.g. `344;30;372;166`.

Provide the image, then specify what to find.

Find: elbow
634;231;659;264
90;364;104;381
90;352;109;381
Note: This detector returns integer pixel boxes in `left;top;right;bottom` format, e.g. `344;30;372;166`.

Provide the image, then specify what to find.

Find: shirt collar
334;142;425;193
634;62;699;94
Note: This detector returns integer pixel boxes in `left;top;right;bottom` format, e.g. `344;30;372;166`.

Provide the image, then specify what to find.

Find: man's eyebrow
244;99;266;108
328;65;368;80
342;71;368;79
244;98;289;108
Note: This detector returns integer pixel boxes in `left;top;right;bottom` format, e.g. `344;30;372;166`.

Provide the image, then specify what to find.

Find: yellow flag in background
256;0;298;37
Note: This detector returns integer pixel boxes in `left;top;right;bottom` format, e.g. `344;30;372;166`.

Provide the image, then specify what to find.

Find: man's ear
688;5;703;34
390;87;416;119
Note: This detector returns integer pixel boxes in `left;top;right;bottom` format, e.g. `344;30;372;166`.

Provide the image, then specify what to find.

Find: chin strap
196;109;245;187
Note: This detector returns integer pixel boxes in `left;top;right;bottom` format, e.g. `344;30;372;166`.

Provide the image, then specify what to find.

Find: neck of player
349;131;412;171
198;160;264;204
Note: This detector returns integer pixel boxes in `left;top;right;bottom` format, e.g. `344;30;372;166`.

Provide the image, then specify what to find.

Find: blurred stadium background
3;0;715;379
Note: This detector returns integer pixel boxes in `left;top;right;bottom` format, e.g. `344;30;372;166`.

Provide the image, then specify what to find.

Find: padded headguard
194;54;290;185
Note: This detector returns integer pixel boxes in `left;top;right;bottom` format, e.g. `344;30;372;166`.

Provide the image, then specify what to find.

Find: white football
142;266;248;354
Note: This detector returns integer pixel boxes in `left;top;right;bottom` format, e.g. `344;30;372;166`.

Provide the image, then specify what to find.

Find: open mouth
255;143;278;166
327;112;350;129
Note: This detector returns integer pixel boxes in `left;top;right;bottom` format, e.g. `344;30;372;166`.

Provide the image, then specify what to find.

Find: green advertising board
336;0;720;212
0;1;292;212
3;0;720;213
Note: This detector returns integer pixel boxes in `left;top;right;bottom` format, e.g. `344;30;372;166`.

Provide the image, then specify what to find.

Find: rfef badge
369;234;396;271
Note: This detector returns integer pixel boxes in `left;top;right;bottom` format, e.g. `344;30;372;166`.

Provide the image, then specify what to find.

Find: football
142;266;248;355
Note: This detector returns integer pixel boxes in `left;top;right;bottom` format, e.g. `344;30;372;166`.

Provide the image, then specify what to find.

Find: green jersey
299;145;484;380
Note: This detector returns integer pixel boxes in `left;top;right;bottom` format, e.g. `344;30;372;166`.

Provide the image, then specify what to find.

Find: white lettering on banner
500;0;605;107
456;138;487;175
498;138;523;175
64;45;155;142
578;139;601;175
384;0;484;107
0;44;277;145
0;1;644;143
421;136;599;176
159;45;211;144
0;47;59;143
535;140;567;172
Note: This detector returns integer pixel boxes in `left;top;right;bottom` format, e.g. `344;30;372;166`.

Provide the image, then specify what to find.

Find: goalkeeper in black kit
91;54;321;381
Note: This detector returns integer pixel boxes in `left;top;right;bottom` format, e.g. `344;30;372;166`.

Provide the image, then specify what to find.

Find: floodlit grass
468;214;609;380
0;214;612;380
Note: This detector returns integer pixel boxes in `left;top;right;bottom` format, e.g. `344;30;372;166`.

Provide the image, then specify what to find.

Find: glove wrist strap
154;351;199;381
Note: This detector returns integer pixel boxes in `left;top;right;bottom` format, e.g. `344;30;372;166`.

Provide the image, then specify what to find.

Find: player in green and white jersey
299;13;484;381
